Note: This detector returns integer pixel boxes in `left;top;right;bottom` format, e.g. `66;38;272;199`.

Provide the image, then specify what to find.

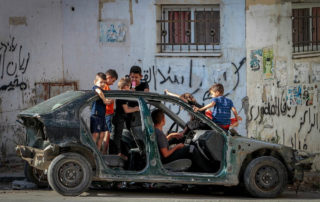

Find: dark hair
117;77;131;89
130;65;142;75
151;109;164;125
95;72;106;81
210;83;224;95
106;69;118;80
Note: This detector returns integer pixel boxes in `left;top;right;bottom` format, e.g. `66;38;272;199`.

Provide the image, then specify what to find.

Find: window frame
292;3;320;56
157;5;221;54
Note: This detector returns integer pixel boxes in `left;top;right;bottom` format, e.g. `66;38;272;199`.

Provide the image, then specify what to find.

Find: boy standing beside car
102;69;118;155
90;72;113;152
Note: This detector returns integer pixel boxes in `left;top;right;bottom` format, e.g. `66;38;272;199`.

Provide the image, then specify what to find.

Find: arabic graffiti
143;58;246;103
0;75;27;91
249;91;319;152
203;57;246;101
0;36;29;91
248;91;297;122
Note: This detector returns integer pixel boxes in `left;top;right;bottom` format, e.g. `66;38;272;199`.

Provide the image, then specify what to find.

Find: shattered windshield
20;91;85;115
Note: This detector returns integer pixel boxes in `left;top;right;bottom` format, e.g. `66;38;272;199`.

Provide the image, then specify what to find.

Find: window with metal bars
292;6;320;53
157;5;220;53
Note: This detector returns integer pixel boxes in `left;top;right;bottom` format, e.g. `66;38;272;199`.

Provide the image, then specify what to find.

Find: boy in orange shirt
102;69;118;155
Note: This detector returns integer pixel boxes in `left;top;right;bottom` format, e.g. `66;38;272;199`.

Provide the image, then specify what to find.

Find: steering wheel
167;122;179;134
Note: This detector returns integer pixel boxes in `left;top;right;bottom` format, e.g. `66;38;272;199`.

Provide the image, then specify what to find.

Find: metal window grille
157;6;220;53
292;7;320;53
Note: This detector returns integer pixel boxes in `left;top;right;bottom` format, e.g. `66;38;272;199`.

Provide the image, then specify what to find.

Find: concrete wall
0;0;64;163
0;0;246;163
246;0;320;171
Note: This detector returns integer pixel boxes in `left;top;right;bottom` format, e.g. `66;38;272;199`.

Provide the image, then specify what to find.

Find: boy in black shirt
129;65;149;92
113;77;140;160
127;65;149;129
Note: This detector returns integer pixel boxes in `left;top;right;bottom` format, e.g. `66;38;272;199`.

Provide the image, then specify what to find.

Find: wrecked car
16;90;311;197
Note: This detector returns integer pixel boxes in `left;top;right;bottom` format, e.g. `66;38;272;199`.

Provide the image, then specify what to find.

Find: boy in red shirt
102;69;118;155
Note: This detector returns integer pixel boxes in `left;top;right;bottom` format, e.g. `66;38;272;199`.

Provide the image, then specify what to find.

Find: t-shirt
155;128;169;150
91;85;106;117
128;80;149;107
114;99;128;120
211;96;234;125
135;81;149;91
103;84;114;115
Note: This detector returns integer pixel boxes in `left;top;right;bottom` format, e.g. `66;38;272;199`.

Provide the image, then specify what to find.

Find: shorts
105;114;113;132
90;115;107;133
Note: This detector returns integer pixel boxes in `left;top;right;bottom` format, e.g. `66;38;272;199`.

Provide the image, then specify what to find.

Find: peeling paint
129;0;133;24
9;16;27;26
98;0;116;21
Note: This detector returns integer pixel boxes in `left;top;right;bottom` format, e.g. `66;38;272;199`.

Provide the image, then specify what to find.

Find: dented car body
16;90;312;197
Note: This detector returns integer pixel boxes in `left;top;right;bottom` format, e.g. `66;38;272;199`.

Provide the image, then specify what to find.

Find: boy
151;109;212;172
194;83;239;130
127;65;149;129
152;109;185;162
129;65;149;92
113;77;140;160
90;72;113;151
102;69;118;155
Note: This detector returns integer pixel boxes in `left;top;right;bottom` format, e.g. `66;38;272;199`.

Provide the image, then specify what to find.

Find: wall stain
9;17;27;26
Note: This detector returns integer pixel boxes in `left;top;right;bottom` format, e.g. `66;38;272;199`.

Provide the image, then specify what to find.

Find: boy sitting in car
151;109;212;172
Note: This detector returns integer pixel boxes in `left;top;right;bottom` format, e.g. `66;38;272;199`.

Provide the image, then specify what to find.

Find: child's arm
165;90;189;103
122;104;139;113
160;143;184;158
194;101;215;112
95;88;113;105
144;88;149;92
167;132;183;141
164;89;180;98
231;107;239;121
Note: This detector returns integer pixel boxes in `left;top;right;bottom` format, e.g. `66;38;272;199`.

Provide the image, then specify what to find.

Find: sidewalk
0;163;25;182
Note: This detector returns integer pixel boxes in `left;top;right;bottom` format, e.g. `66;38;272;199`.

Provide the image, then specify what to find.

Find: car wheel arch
238;148;289;184
58;145;97;174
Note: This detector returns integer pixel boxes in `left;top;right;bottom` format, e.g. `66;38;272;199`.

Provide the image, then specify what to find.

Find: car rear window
20;91;85;115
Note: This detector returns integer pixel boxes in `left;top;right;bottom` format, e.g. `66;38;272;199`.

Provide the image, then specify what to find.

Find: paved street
0;183;319;202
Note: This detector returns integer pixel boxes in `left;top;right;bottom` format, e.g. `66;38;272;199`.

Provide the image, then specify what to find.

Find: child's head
129;65;143;86
151;109;165;126
94;72;107;88
209;83;224;97
117;77;131;90
180;93;197;105
105;69;118;85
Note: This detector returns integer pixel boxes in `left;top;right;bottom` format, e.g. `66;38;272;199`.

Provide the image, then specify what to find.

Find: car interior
80;96;225;174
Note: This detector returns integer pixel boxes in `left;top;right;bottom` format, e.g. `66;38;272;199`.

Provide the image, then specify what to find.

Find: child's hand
104;99;113;105
237;116;242;122
193;106;199;112
134;106;140;112
172;132;183;139
176;143;184;150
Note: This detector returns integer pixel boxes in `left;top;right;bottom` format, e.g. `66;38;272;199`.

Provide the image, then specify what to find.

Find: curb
0;176;25;182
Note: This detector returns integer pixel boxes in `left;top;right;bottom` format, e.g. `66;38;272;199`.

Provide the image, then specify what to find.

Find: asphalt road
0;183;319;202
